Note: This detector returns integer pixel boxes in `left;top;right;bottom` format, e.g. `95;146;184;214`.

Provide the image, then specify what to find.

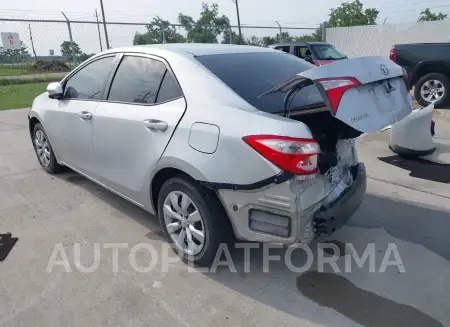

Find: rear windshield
311;44;346;60
195;52;324;114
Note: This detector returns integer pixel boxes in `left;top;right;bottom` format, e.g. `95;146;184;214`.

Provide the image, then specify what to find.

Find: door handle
79;111;92;121
143;119;168;132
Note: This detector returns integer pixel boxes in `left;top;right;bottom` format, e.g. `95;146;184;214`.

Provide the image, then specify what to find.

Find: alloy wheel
420;79;445;103
163;191;205;256
34;130;51;167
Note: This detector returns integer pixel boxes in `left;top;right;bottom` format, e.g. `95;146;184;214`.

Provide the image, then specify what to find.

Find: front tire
32;123;63;174
414;72;450;107
157;176;233;267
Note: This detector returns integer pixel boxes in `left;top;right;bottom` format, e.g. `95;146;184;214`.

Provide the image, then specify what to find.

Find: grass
0;66;32;76
0;82;48;110
0;75;63;86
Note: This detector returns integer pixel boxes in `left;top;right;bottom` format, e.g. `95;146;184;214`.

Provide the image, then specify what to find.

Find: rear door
92;54;186;204
264;56;413;133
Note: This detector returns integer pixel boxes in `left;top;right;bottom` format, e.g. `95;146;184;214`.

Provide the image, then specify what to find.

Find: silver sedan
28;44;412;266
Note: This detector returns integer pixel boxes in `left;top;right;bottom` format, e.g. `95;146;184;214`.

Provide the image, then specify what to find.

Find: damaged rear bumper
313;163;367;236
217;163;367;244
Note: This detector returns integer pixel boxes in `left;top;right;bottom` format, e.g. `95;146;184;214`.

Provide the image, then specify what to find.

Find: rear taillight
389;47;398;63
242;135;320;175
313;60;321;67
316;77;360;114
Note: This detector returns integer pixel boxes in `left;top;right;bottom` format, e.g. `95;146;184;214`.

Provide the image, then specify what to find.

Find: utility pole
28;24;37;61
95;9;103;51
61;12;76;66
232;0;242;41
321;21;327;42
157;16;166;44
99;0;110;49
276;21;282;42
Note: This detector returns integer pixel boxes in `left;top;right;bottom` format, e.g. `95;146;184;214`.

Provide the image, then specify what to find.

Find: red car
269;41;348;66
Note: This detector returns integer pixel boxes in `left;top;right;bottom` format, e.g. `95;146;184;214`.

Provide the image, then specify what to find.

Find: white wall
326;20;450;58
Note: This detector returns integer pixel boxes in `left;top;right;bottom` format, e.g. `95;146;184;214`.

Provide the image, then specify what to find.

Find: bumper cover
313;163;367;236
217;163;367;244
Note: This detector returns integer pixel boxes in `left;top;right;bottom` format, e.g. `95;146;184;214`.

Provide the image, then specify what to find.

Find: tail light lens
313;60;321;67
316;77;360;114
389;47;397;63
242;135;320;175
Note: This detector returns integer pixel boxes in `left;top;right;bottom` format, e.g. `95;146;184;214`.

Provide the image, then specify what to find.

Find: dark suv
389;43;450;106
268;42;347;66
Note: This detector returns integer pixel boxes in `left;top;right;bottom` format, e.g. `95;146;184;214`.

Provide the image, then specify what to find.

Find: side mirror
47;82;63;99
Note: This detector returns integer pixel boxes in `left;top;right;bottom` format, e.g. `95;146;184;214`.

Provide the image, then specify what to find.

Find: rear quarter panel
161;101;315;185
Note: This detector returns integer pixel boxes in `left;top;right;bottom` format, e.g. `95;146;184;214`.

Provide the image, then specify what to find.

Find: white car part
389;103;436;158
262;56;412;133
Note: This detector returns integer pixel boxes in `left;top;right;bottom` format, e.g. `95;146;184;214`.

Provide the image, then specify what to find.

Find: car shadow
58;173;162;234
378;155;450;183
56;171;448;327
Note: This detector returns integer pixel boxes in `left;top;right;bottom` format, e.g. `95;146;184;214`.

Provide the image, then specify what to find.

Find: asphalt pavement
0;108;449;327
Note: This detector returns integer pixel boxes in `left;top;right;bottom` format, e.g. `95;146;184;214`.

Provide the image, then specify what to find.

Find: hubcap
163;191;205;256
421;79;445;102
34;130;51;167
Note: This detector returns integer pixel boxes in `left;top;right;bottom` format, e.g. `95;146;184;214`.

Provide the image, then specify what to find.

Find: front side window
64;56;115;100
108;56;167;104
294;46;310;59
312;44;346;60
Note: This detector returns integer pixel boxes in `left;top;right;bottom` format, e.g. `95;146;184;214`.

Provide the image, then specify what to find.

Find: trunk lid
263;56;413;133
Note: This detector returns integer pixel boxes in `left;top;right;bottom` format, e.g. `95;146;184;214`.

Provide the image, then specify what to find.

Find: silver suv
28;44;412;266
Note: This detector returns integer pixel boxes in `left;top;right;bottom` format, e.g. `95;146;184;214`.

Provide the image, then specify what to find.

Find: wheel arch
411;61;450;86
149;157;209;214
28;114;41;136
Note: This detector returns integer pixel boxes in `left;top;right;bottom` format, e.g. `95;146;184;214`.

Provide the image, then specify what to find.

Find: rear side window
196;52;324;113
108;56;167;104
275;46;290;53
64;56;115;100
156;71;182;103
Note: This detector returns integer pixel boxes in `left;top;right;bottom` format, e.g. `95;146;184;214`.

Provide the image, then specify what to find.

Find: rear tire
157;176;233;267
32;123;64;174
414;72;450;107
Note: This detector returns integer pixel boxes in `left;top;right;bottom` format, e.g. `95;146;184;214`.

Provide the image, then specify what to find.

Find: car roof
269;41;330;47
101;43;276;57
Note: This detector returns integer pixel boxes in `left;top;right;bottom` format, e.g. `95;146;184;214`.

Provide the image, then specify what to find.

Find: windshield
195;52;324;114
312;44;346;60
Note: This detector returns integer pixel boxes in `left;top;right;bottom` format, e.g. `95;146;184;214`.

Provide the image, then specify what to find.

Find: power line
374;0;450;10
381;4;450;15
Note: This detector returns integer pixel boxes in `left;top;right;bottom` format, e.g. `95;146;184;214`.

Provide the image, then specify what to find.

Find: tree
78;53;95;62
60;41;82;61
0;43;31;64
178;3;230;43
418;8;448;22
134;17;185;45
328;0;379;27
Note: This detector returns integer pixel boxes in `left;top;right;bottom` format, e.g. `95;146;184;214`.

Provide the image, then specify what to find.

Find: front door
92;54;186;204
45;55;117;175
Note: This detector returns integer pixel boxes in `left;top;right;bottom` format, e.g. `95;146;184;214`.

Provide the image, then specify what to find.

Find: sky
1;0;450;55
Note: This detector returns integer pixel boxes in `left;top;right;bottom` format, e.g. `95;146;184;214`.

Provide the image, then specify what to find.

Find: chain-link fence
326;20;450;58
0;18;316;66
